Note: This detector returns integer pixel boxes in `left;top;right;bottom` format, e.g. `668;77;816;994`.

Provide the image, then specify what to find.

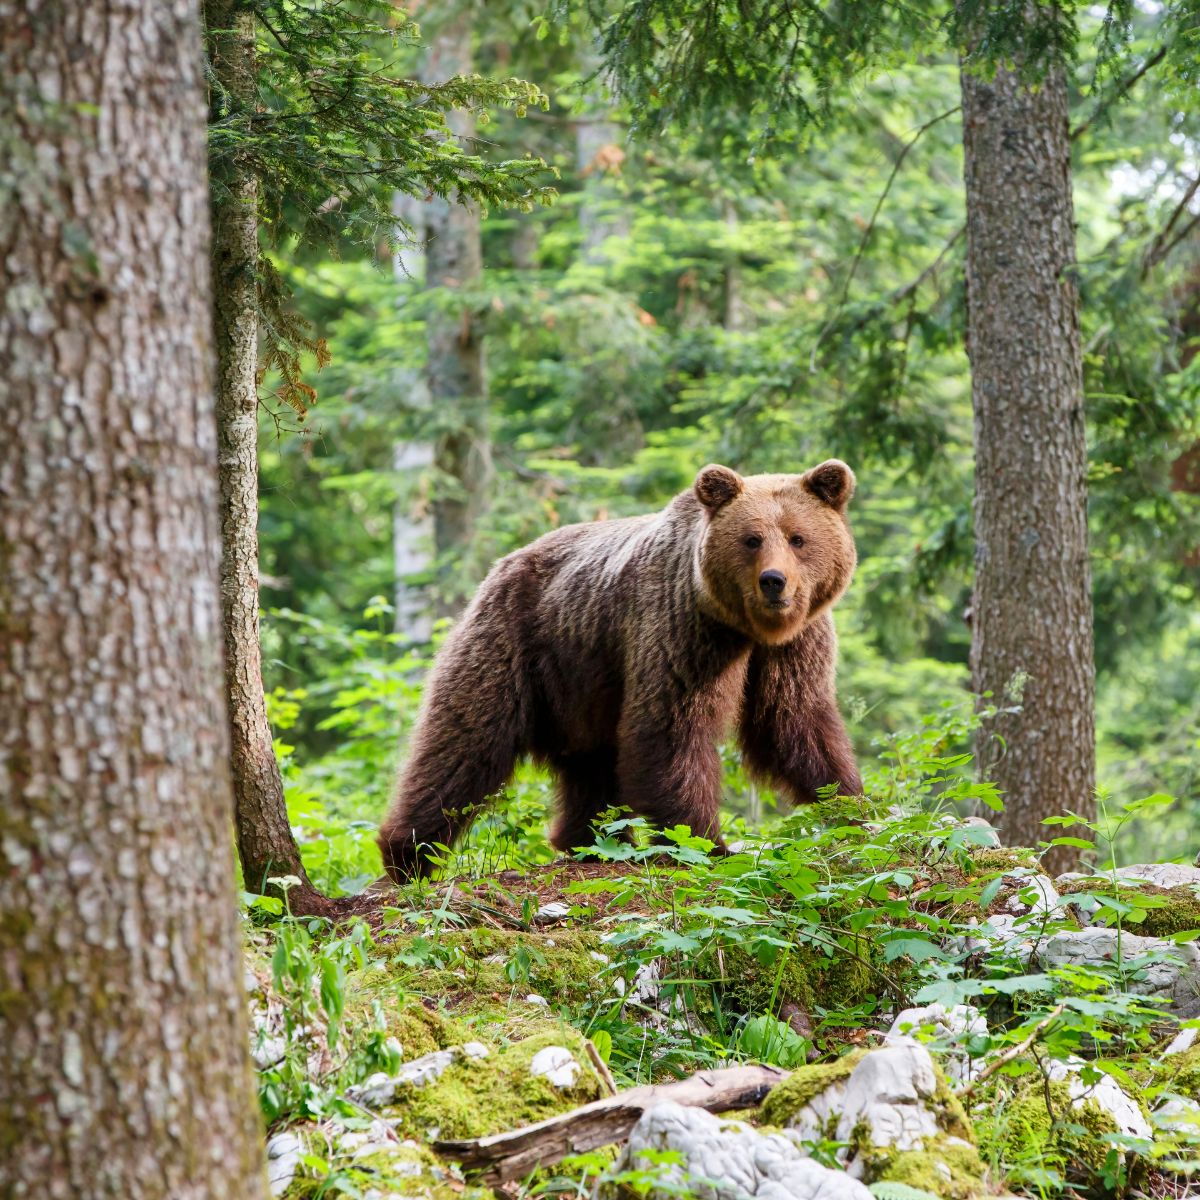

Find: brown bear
379;460;862;881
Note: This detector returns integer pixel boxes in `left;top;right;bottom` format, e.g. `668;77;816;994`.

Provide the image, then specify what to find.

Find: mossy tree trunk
422;9;492;614
205;0;325;909
960;42;1096;871
0;2;268;1194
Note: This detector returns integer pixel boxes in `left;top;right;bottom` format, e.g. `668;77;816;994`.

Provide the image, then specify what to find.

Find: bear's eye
789;534;806;549
743;535;763;550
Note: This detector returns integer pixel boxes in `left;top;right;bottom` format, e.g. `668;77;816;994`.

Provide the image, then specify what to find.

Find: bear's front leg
739;617;862;804
615;674;729;851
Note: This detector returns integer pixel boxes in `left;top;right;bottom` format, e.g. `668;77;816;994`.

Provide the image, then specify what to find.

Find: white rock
251;1029;288;1070
886;1004;988;1084
347;1044;484;1106
529;1045;581;1088
1165;1026;1199;1056
1044;1058;1152;1140
266;1130;302;1197
631;961;662;1006
1116;864;1200;890
1038;928;1200;1003
534;901;571;926
525;993;549;1008
613;1101;874;1200
999;870;1060;916
786;1041;944;1164
1153;1098;1200;1134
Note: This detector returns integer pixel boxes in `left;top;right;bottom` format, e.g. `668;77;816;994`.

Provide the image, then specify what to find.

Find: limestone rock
528;1045;581;1088
348;1042;490;1107
266;1130;303;1197
1044;1059;1152;1140
1037;927;1200;1003
611;1101;874;1200
997;869;1060;916
886;1004;988;1084
783;1041;947;1159
1115;864;1200;890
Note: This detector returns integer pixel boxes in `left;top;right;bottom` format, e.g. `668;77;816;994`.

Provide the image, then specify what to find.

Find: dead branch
956;1003;1065;1098
433;1063;789;1183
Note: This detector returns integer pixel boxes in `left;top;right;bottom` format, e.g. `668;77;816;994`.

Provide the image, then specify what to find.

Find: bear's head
694;460;857;645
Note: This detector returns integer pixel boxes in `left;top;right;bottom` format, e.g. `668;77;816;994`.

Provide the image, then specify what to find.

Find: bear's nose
758;569;786;597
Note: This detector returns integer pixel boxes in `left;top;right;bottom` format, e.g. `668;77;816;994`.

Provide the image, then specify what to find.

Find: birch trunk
0;1;268;1194
960;51;1096;870
205;0;322;905
423;12;492;612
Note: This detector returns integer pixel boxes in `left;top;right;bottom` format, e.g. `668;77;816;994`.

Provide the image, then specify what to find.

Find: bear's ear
802;459;856;511
694;464;744;511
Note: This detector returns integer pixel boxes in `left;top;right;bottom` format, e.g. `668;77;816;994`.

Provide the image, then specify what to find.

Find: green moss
1058;880;1200;939
986;1080;1121;1181
932;1069;976;1145
870;1140;989;1200
348;928;612;1028
386;1026;605;1142
283;1138;495;1199
759;1049;866;1126
705;940;880;1022
969;847;1038;873
1153;1043;1200;1099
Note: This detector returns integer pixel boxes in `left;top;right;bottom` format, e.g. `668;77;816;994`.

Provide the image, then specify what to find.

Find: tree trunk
391;191;435;640
423;11;491;614
576;50;629;264
0;3;268;1195
206;0;323;907
960;51;1096;871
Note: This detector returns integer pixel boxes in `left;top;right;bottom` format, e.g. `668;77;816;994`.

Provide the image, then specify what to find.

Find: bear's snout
758;568;787;601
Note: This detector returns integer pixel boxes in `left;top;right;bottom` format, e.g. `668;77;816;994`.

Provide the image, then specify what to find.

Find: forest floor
248;809;1200;1199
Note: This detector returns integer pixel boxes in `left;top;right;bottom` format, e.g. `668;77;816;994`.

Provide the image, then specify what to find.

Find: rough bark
423;12;492;613
206;0;322;906
0;2;269;1196
960;51;1096;871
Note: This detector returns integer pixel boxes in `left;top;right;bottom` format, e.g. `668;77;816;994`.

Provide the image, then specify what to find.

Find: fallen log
433;1063;789;1183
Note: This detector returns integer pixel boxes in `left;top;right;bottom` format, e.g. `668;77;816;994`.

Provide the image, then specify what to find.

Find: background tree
959;38;1095;869
0;1;267;1194
568;0;1198;862
204;0;554;899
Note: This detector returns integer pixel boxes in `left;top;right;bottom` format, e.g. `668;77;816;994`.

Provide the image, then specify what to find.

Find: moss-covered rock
382;1026;605;1142
868;1139;989;1200
1058;879;1200;939
704;939;882;1023
759;1049;867;1127
968;847;1040;874
282;1135;493;1199
1153;1043;1200;1099
984;1080;1129;1186
763;1041;992;1197
347;928;614;1029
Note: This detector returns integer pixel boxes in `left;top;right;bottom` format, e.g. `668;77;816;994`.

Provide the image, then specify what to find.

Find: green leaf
883;937;948;963
979;876;1005;909
1122;793;1175;814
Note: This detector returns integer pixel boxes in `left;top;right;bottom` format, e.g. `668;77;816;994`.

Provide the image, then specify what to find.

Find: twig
810;105;961;369
956;1003;1065;1097
1142;174;1200;276
585;1039;619;1097
1070;46;1168;143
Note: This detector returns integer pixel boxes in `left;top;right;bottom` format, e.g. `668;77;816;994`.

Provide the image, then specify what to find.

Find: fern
869;1184;942;1200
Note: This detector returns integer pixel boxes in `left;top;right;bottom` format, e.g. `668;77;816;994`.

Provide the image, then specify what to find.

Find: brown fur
379;460;862;881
